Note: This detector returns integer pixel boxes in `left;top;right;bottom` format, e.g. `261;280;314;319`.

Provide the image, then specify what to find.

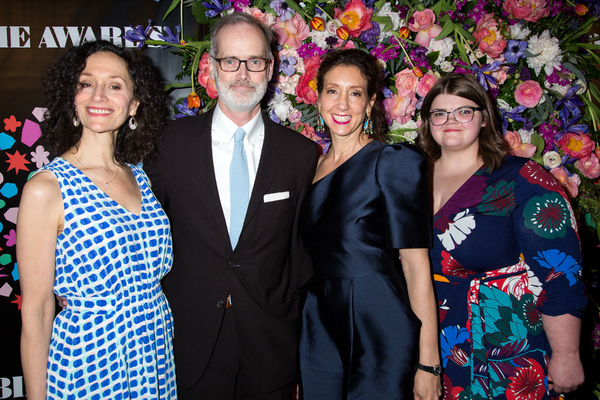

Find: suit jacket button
216;300;225;308
228;261;237;268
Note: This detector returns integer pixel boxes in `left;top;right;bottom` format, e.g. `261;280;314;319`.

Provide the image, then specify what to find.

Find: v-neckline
434;163;487;216
312;141;378;185
57;157;143;217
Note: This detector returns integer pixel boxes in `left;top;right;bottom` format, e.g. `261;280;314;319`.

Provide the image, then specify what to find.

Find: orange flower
399;27;410;39
336;26;350;40
310;17;325;31
187;92;201;108
412;67;424;78
574;3;589;15
334;0;373;38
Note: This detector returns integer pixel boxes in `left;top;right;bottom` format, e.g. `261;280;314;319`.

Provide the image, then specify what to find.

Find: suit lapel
243;114;282;228
187;110;230;239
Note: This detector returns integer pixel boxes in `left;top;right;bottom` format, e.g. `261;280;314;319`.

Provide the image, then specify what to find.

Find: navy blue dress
299;141;433;399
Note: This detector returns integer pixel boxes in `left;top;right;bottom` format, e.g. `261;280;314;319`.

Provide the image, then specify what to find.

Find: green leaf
284;0;305;17
163;0;181;20
563;61;587;84
531;132;545;155
164;82;192;91
435;19;455;41
454;31;470;65
453;23;475;42
575;43;600;50
191;1;211;25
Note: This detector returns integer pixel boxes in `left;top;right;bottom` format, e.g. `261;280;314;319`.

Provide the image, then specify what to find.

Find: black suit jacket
145;109;318;393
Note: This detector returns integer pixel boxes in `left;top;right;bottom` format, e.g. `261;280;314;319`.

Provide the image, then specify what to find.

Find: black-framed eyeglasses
211;56;271;72
429;106;483;126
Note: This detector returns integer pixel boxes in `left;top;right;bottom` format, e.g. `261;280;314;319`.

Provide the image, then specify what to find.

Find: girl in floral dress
417;74;587;400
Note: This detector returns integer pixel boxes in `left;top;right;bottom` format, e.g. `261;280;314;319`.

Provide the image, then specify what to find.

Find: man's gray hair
209;12;274;59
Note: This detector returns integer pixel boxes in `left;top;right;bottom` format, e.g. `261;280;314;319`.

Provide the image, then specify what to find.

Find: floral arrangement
127;1;600;387
127;0;600;239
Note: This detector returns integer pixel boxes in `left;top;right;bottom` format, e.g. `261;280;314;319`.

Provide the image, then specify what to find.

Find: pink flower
417;72;438;97
334;0;373;38
502;0;550;22
198;53;218;99
505;131;537;158
243;7;276;26
514;80;543;108
273;13;310;48
550;167;580;198
557;132;596;159
575;153;600;179
383;92;417;125
394;68;420;94
295;55;320;105
289;109;302;123
490;65;510;87
473;14;507;58
407;9;442;48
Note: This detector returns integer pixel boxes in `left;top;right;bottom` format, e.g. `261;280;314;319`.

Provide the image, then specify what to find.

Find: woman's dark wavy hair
316;49;388;143
41;40;168;164
417;74;507;171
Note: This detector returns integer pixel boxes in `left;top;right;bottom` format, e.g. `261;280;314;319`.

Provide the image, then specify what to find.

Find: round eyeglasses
429;106;483;126
212;56;271;72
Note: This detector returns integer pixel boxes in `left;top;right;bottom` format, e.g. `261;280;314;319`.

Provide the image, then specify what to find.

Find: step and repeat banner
0;1;196;397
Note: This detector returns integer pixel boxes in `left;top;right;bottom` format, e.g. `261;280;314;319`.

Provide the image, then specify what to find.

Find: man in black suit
145;12;318;400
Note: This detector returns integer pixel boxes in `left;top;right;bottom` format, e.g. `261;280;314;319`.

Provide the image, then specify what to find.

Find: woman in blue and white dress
18;40;177;399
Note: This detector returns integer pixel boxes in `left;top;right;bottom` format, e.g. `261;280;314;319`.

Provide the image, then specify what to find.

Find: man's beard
215;74;268;113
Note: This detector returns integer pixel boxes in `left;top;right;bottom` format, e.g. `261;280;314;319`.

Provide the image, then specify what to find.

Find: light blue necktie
229;127;249;248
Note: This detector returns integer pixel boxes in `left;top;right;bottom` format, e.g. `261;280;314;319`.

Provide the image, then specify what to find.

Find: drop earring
363;112;373;137
128;116;137;130
316;108;325;134
73;114;80;127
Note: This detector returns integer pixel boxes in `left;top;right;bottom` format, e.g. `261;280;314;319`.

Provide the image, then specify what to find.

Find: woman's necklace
73;152;119;188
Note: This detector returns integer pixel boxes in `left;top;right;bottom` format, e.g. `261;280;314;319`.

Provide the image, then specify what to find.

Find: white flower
496;98;511;111
518;128;534;144
30;145;50;168
278;74;300;96
268;91;294;122
543;151;562;169
326;19;341;36
310;29;334;49
527;30;562;76
427;37;455;66
545;82;571;97
376;3;402;30
575;79;587;95
509;23;531;40
390;119;419;141
440;61;454;73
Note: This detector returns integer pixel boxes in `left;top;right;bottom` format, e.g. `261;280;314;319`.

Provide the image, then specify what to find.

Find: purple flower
124;19;153;49
298;43;327;58
470;61;501;90
270;0;294;21
174;98;200;118
520;66;531;81
232;0;250;11
157;26;180;46
202;0;231;18
500;105;528;133
556;84;585;119
279;55;297;76
504;40;527;64
359;24;380;49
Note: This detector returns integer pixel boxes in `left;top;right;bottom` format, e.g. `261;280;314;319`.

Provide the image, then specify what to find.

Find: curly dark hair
316;49;388;143
417;74;507;171
41;40;168;164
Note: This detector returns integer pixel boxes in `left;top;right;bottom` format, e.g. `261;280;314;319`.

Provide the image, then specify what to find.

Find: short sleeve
375;143;432;249
512;159;587;317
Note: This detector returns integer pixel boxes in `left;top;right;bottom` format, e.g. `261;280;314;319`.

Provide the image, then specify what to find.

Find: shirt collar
213;104;264;145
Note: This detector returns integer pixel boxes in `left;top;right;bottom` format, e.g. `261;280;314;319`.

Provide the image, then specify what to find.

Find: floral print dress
431;156;587;400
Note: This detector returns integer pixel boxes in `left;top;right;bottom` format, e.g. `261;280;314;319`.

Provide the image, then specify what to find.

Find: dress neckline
312;141;380;186
434;163;488;217
56;157;143;217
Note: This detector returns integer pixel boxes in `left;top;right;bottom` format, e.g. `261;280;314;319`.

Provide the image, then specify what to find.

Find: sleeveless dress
299;141;432;399
42;157;177;399
431;157;587;399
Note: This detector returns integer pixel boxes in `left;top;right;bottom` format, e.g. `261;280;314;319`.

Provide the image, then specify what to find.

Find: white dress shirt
212;104;265;233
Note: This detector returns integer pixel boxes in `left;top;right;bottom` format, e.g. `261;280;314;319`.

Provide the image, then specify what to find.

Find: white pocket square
264;191;290;203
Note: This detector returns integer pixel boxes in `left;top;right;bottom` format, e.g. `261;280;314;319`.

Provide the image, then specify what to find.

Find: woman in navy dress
417;74;587;399
299;49;441;399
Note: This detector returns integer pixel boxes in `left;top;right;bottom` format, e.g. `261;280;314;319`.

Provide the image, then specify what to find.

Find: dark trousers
180;308;294;400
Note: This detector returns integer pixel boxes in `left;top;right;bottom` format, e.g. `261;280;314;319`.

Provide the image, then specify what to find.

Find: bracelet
417;363;443;376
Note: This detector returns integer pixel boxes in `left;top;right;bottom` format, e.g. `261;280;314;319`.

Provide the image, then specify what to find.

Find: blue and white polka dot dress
42;158;177;399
